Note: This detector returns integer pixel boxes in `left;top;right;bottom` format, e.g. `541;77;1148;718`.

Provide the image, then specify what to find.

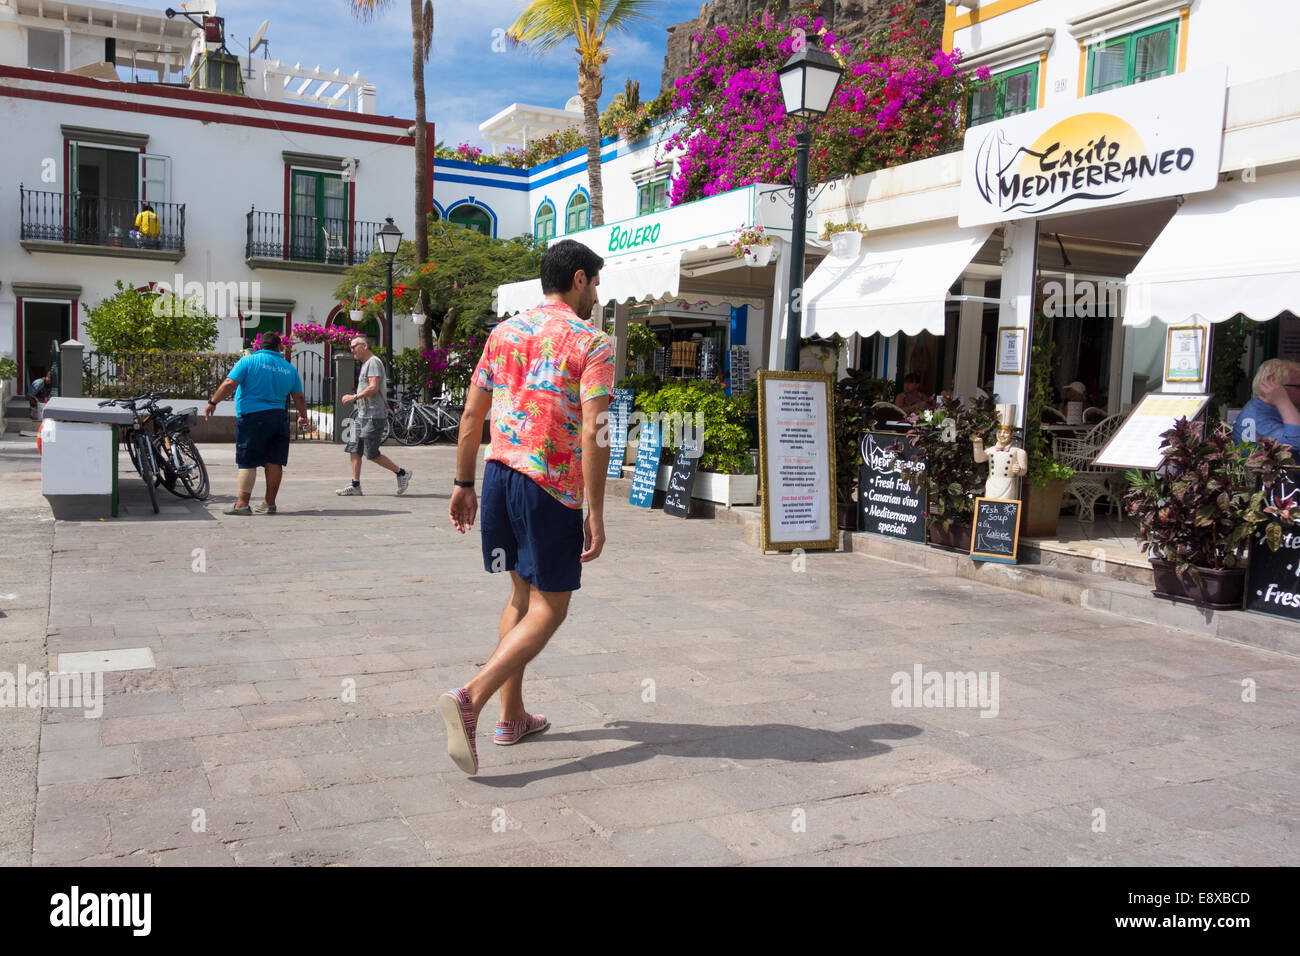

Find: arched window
430;205;442;221
566;192;589;233
448;204;491;235
534;202;556;241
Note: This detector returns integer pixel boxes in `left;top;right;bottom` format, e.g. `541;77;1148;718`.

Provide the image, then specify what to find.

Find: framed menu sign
757;370;836;552
1094;393;1210;470
1164;326;1207;383
997;328;1026;375
1246;468;1300;622
970;497;1021;563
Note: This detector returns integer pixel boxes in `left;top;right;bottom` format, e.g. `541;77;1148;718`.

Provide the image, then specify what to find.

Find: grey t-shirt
356;355;387;420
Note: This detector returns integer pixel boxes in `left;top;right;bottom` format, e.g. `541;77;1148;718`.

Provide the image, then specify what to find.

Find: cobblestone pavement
4;434;1299;865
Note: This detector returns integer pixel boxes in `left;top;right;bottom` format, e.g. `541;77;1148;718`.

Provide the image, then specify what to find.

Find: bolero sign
958;68;1226;227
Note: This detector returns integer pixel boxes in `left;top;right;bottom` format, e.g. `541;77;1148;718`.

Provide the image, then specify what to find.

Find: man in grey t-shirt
337;336;412;496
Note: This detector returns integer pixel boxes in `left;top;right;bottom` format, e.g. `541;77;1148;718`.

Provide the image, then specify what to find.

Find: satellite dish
251;19;269;51
563;95;583;113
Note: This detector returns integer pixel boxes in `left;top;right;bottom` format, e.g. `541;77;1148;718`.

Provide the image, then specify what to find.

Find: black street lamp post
777;45;844;371
376;217;403;382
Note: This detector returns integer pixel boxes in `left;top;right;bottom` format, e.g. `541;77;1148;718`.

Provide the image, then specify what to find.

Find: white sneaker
396;468;413;495
336;484;363;496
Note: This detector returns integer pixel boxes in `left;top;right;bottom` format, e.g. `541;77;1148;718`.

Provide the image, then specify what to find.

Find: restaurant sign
958;67;1226;228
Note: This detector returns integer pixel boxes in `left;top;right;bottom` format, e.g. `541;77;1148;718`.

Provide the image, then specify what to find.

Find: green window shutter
966;62;1037;128
566;193;589;232
534;203;555;240
1087;19;1178;95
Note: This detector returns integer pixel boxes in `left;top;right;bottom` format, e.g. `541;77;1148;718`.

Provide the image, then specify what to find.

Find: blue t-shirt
228;351;304;416
1233;396;1300;447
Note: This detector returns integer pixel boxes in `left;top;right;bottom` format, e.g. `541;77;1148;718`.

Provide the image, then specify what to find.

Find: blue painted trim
527;134;620;175
445;197;498;239
534;199;556;238
434;171;530;192
433;157;527;176
432;198;446;219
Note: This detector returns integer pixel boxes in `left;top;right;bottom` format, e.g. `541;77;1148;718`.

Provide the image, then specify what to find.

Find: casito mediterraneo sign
958;67;1226;227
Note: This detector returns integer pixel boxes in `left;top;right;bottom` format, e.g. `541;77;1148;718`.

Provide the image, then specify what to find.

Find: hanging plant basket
830;230;863;259
410;312;427;325
742;244;776;267
348;310;365;324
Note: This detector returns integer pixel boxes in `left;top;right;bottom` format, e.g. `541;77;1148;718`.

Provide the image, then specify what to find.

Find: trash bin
39;398;131;519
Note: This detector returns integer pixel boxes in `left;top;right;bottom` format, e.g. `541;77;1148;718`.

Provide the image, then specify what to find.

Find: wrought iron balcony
245;208;382;270
19;186;185;256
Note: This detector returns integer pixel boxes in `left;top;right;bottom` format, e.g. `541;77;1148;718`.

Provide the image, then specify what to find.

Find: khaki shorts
344;416;385;459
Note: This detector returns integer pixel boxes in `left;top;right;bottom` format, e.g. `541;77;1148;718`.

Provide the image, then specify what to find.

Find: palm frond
508;0;659;54
422;0;433;62
347;0;392;24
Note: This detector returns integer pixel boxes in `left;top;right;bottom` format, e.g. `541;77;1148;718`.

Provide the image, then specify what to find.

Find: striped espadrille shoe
493;713;549;746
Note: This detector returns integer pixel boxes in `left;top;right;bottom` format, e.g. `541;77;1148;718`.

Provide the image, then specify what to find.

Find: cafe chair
1041;406;1067;424
1083;406;1107;424
1052;412;1125;522
870;401;908;429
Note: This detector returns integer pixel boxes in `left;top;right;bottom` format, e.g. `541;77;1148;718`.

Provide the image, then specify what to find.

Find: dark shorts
344;416;384;460
480;460;584;593
235;408;290;468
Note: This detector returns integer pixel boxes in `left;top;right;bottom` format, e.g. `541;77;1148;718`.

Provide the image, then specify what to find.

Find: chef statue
971;404;1028;500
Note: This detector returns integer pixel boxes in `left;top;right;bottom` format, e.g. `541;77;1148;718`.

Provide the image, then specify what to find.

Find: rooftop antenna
244;19;269;79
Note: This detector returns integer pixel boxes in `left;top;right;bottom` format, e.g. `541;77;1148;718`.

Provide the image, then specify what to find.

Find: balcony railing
19;186;185;253
245;208;382;267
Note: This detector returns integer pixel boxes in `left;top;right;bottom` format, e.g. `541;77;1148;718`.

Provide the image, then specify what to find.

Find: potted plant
1125;420;1294;608
636;381;757;506
1021;317;1075;536
833;372;893;530
905;394;998;549
730;226;775;266
820;221;867;258
0;356;17;413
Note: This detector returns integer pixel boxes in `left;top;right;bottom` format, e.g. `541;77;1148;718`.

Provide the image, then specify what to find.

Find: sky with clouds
204;0;705;148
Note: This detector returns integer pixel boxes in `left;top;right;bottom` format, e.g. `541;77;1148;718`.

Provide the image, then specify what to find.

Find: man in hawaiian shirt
440;240;614;774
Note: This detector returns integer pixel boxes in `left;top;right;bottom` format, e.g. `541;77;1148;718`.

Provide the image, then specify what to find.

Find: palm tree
507;1;659;227
348;0;435;351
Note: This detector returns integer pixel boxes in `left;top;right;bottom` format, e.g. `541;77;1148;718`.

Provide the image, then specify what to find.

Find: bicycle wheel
437;405;463;443
133;433;160;514
153;434;184;497
124;427;143;474
172;434;211;500
391;403;425;446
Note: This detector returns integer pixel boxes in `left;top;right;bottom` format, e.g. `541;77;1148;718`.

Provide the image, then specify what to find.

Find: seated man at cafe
895;372;930;416
1233;358;1300;447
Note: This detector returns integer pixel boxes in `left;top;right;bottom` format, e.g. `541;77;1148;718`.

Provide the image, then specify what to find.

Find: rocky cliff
659;0;947;95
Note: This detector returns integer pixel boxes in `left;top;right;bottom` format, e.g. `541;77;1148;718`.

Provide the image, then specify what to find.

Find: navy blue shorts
480;461;584;592
235;408;290;468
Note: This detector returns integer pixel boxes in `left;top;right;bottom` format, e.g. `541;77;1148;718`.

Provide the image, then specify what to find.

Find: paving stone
610;821;742;865
227;820;428;866
207;759;310;799
37;745;137;786
283;782;401;829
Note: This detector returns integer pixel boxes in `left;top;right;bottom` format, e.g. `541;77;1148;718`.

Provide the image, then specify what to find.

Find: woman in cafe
895;372;930;416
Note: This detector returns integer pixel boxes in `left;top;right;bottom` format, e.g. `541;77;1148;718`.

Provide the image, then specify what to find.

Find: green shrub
636;380;754;475
84;280;219;356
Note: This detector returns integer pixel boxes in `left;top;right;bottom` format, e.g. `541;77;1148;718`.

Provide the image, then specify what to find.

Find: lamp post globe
776;45;843;371
377;216;403;381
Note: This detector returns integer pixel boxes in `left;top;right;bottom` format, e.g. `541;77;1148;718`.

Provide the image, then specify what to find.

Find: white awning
802;222;994;338
1124;170;1300;327
496;248;682;316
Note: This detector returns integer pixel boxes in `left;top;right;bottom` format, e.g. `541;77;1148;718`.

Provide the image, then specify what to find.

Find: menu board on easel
757;370;836;552
628;420;662;509
662;440;701;518
970;498;1021;563
606;388;634;478
1094;393;1210;470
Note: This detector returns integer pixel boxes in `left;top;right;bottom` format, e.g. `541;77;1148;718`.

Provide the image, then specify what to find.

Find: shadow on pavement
471;721;924;788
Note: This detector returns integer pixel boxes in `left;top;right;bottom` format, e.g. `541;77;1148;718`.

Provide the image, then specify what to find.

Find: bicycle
388;390;463;445
97;393;211;508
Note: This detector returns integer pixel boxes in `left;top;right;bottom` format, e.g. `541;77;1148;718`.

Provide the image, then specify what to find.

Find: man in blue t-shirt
1233;358;1300;448
204;333;308;515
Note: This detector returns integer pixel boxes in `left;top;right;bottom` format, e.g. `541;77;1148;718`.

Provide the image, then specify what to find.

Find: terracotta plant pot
1020;479;1069;537
1149;559;1246;610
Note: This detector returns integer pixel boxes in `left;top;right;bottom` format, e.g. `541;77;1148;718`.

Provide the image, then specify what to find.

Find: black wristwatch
453;479;475;489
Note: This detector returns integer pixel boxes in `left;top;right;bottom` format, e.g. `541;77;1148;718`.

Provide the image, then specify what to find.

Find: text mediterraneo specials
958;68;1225;228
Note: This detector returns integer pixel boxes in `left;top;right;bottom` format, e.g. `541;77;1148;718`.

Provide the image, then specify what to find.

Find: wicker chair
870;401;908;430
1052;412;1126;522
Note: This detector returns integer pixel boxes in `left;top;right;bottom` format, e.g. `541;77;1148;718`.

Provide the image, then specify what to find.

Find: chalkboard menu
606;388;635;479
663;440;701;518
970;497;1021;563
629;420;662;509
858;431;926;543
1246;469;1300;621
